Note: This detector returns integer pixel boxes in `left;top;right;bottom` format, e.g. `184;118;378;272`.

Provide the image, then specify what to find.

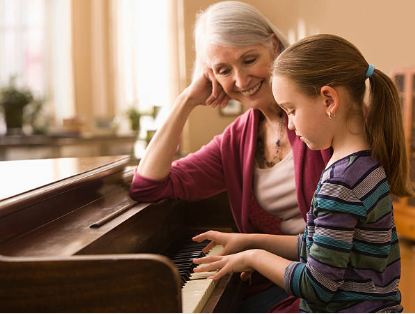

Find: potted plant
126;107;141;134
0;77;34;135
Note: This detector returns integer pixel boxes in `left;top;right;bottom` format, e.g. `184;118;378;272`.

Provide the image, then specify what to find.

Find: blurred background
1;0;415;161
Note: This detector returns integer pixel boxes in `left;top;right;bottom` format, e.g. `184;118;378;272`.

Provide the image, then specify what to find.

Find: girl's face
272;75;333;150
207;42;277;110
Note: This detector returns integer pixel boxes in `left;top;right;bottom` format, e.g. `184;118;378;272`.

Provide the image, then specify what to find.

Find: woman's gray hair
193;1;288;78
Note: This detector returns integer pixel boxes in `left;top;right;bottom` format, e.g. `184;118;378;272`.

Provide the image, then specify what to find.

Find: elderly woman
130;1;331;312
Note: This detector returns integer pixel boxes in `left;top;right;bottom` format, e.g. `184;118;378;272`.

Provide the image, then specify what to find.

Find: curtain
110;0;186;137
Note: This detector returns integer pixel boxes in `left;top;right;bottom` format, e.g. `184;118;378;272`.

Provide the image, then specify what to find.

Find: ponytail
366;70;413;197
272;34;413;198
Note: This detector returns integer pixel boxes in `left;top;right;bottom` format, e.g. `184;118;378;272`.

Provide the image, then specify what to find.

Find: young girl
193;34;413;312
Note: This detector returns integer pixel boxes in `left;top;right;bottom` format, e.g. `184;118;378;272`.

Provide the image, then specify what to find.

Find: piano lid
0;155;130;201
0;155;136;254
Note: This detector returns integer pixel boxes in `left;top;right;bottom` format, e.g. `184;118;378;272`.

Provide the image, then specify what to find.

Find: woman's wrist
176;87;199;112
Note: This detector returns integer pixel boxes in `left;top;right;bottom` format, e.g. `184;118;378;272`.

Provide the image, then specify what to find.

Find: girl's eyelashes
279;106;294;116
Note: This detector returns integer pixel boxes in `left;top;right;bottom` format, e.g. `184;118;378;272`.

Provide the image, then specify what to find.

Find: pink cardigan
130;109;331;234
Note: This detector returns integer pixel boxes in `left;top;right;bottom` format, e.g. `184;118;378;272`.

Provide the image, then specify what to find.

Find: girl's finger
240;271;252;282
192;230;218;243
209;266;229;280
192;232;208;242
193;259;224;273
193;255;221;265
201;241;217;253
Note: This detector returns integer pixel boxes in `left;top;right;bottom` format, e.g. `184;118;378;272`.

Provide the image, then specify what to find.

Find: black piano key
163;237;210;286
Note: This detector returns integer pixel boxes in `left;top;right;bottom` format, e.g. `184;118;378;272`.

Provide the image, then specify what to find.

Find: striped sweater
284;150;402;312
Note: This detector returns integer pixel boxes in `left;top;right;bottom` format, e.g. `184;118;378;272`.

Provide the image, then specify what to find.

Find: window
0;0;73;134
0;0;46;95
112;0;170;136
1;0;174;139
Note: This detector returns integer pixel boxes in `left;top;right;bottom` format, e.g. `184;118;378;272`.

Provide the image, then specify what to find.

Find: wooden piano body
0;155;246;312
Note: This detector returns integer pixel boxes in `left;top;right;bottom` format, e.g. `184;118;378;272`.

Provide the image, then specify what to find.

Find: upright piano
0;155;247;312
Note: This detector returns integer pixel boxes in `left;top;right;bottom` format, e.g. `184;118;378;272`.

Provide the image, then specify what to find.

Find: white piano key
181;245;223;313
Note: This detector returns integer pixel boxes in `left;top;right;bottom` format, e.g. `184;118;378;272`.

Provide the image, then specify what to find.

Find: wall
181;0;415;153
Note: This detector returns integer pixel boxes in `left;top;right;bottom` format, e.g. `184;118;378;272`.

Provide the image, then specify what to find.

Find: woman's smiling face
207;43;277;110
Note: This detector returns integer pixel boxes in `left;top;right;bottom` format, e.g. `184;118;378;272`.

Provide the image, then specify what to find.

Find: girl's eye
288;110;295;115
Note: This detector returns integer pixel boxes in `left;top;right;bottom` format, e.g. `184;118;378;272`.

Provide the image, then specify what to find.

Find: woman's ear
320;85;339;118
270;34;280;57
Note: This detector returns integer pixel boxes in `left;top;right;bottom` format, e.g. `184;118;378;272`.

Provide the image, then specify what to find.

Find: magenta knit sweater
130;109;331;235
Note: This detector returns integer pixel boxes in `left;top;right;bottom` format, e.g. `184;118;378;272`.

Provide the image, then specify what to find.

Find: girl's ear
320;85;339;117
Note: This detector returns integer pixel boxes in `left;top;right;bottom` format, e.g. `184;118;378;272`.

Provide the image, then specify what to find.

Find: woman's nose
233;68;250;89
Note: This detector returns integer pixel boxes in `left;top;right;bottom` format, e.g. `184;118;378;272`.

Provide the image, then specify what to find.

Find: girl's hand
185;68;230;109
192;230;251;256
193;251;255;281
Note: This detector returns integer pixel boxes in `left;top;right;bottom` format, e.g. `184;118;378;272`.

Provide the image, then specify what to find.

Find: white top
253;150;306;235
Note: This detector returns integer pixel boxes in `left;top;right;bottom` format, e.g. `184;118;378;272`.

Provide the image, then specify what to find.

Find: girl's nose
287;117;295;130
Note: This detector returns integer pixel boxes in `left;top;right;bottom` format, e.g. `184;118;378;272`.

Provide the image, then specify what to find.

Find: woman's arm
137;70;229;180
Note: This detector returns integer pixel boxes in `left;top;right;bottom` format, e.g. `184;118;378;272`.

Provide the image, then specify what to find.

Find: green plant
126;107;141;133
126;105;160;137
0;77;33;109
25;98;49;135
0;77;45;135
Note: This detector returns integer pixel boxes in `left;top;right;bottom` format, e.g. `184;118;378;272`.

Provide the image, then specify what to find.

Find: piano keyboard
181;245;222;313
164;238;223;313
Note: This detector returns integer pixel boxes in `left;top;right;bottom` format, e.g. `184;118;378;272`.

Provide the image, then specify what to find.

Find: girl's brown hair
273;34;412;197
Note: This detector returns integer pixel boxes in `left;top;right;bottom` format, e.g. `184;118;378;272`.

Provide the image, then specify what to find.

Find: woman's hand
192;230;251;256
193;250;255;281
135;68;229;180
185;68;230;109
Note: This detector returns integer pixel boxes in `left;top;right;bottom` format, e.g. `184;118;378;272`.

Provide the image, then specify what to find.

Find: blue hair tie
366;64;375;78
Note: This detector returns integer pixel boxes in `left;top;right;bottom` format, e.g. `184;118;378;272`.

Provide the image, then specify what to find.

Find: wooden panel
399;238;415;313
391;67;415;241
394;205;415;239
0;254;181;312
0;156;130;247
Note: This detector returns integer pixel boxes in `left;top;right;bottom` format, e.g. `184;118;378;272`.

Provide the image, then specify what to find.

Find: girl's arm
193;230;298;260
193;248;292;287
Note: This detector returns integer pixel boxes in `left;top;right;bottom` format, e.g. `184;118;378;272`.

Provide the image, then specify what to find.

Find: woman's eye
217;68;230;75
287;110;295;115
244;58;256;65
